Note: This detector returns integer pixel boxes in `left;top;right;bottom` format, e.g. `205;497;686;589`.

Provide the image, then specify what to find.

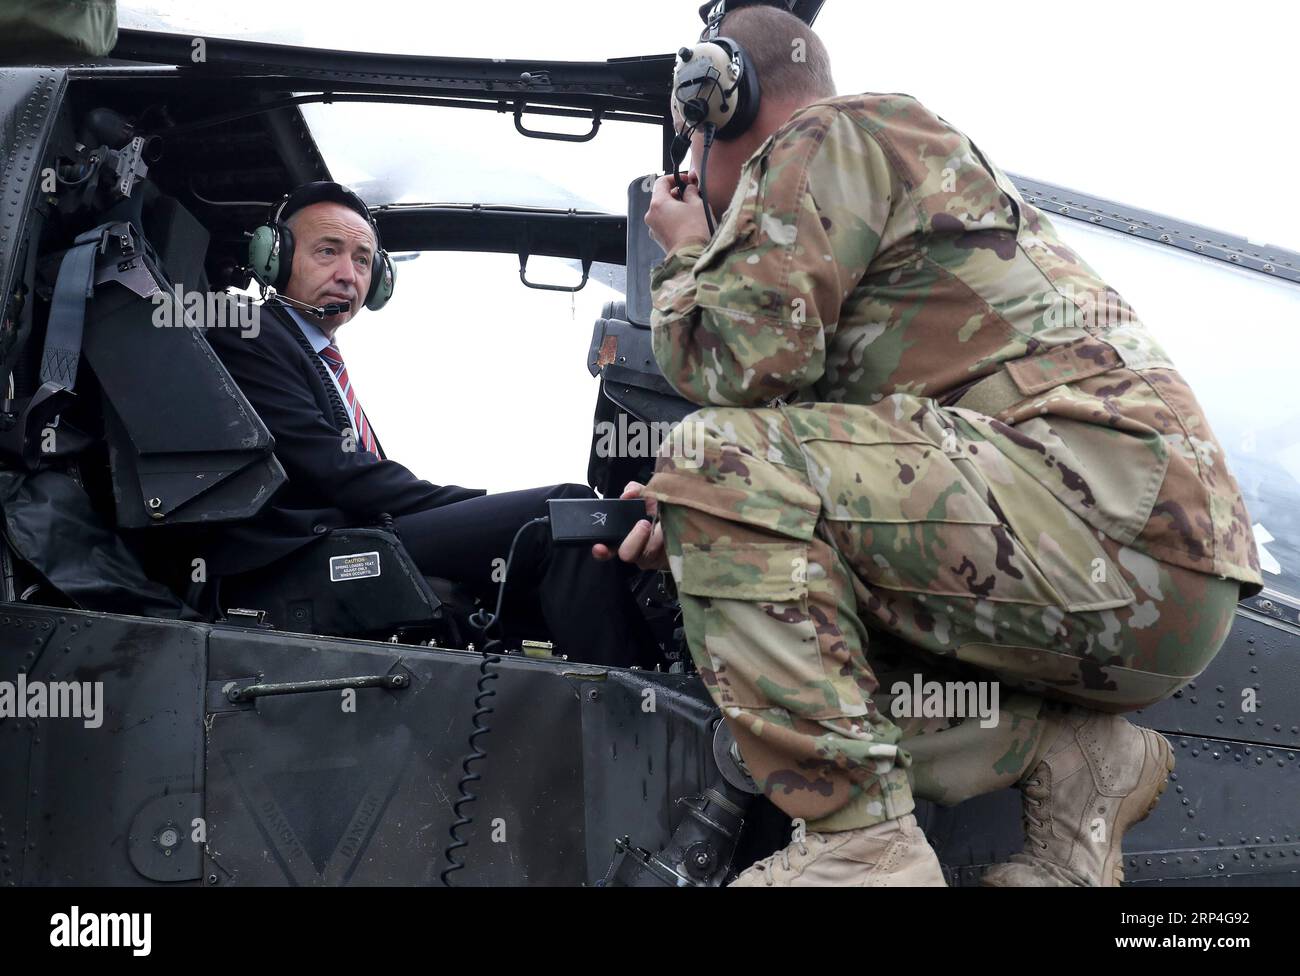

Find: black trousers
395;483;657;668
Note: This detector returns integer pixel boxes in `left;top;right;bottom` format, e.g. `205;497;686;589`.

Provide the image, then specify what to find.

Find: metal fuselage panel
0;605;720;886
0;68;67;323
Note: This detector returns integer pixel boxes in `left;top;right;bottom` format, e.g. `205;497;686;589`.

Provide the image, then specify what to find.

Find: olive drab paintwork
645;92;1260;829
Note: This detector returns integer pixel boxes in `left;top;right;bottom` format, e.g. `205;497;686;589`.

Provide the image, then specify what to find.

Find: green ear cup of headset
247;222;290;291
365;251;395;311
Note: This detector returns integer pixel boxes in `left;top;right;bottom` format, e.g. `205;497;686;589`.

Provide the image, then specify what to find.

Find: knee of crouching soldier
655;408;745;475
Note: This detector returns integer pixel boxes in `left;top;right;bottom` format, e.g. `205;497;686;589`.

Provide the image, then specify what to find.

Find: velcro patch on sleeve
678;542;809;601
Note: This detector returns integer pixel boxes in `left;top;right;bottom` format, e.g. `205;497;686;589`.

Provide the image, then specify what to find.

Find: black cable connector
466;516;549;646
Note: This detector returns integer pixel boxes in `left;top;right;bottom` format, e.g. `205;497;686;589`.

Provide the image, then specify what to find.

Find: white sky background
120;1;1300;500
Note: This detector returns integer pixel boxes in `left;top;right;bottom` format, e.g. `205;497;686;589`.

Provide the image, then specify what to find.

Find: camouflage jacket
650;93;1262;593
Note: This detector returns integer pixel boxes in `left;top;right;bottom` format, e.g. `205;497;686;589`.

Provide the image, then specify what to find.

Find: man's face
283;201;376;336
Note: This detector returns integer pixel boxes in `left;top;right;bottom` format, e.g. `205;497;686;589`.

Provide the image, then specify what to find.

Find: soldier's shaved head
713;6;836;102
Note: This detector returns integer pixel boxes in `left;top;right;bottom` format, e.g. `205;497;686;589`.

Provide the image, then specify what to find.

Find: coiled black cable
440;650;501;887
440;516;548;886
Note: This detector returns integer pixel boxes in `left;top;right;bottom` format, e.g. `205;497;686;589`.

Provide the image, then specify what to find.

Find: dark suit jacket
201;303;484;577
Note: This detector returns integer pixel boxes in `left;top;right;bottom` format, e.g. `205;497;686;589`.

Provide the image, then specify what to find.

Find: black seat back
72;204;287;528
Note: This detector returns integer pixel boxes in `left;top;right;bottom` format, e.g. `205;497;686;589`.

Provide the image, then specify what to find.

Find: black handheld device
547;498;649;544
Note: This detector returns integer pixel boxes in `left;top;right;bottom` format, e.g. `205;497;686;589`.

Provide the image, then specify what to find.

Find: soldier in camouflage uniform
597;6;1263;886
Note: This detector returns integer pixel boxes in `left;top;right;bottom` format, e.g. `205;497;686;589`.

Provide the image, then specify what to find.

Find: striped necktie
318;342;382;459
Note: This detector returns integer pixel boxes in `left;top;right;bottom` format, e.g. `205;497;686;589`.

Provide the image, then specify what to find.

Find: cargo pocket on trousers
678;542;856;719
802;433;1073;609
955;427;1136;612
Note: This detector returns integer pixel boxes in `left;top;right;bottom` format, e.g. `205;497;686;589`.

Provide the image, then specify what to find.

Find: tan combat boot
729;813;947;886
982;706;1173;887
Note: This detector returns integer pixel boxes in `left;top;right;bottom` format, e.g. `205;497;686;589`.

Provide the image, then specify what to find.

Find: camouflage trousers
646;397;1240;830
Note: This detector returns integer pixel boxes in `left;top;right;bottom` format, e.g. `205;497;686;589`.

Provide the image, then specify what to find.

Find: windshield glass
120;1;669;212
336;252;620;494
123;0;1299;248
300;102;659;213
118;1;687;60
818;0;1299;253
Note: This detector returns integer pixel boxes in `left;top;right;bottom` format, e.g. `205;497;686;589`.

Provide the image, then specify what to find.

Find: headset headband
702;0;726;37
272;181;382;248
697;0;793;38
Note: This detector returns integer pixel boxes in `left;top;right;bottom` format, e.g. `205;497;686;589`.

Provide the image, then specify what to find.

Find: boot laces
1022;773;1050;851
751;836;820;886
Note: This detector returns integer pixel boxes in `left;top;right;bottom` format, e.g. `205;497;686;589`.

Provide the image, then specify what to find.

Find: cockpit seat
200;527;469;642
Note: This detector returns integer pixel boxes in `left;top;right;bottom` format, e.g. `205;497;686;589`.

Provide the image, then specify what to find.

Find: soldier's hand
646;172;712;255
591;481;668;572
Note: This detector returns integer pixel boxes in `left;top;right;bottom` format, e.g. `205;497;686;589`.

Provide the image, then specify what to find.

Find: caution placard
329;551;381;582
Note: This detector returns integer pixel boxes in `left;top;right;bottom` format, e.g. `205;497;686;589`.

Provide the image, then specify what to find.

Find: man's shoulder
778;92;931;133
762;92;947;172
785;93;995;209
751;94;923;200
205;297;297;357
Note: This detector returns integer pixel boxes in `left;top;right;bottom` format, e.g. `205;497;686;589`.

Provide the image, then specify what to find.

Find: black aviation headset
247;181;396;312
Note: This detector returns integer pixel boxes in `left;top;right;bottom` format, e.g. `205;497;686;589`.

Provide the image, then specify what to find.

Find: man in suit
203;181;656;668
